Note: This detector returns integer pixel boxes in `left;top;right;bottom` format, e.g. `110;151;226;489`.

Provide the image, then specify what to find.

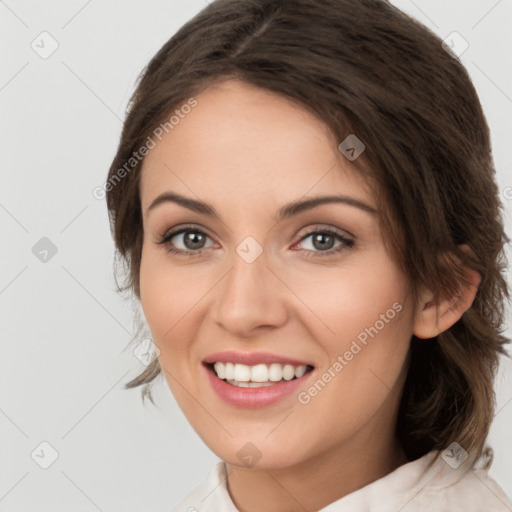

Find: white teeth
230;381;275;388
295;365;307;378
282;364;295;381
268;363;283;381
225;362;234;380
214;362;225;379
211;361;310;384
251;364;269;382
233;363;251;382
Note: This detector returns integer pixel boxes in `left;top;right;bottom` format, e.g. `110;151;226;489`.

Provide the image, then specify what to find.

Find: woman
105;0;511;510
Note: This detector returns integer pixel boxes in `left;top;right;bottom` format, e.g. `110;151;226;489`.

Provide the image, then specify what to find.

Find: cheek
289;258;414;401
289;268;412;445
288;259;409;342
139;250;166;331
139;248;184;345
139;246;210;369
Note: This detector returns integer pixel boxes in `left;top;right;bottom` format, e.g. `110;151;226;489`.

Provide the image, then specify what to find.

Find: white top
170;450;512;511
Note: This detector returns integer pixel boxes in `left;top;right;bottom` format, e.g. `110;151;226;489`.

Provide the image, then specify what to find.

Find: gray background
1;1;511;510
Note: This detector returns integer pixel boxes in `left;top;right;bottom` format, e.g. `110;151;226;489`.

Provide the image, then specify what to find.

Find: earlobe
413;253;481;340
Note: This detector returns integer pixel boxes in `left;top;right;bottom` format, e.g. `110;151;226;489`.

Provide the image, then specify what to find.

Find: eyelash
156;224;355;259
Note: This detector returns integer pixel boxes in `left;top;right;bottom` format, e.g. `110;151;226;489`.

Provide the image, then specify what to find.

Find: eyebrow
146;191;376;222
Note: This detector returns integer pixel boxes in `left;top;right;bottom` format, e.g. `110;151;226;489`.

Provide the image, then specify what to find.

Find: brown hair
106;0;510;467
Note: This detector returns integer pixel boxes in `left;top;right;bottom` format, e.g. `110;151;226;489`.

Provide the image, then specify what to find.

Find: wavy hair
106;0;510;468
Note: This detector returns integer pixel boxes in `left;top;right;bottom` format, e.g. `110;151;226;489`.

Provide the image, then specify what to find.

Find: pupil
185;231;204;249
313;233;334;250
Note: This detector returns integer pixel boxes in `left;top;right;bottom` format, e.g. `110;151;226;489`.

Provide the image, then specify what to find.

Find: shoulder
326;450;512;512
169;461;238;512
396;451;512;512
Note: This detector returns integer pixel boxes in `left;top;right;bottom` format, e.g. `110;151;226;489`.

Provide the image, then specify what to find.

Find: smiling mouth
205;362;315;387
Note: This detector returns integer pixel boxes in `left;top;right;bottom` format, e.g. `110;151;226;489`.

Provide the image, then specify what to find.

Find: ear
413;245;481;339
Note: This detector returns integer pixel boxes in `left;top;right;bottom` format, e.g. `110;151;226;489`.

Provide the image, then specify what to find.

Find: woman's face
139;79;416;469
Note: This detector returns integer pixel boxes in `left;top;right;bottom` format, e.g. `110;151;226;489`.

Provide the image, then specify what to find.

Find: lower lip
203;364;313;408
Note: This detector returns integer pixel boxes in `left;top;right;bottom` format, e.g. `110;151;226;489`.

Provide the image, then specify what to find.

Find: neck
228;438;407;512
226;406;408;512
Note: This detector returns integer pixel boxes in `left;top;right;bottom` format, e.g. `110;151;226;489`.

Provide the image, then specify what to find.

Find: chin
202;434;311;470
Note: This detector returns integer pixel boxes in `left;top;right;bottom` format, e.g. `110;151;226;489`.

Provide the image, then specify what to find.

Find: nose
212;246;288;337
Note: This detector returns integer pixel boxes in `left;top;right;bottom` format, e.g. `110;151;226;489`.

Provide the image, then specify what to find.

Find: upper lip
203;350;314;367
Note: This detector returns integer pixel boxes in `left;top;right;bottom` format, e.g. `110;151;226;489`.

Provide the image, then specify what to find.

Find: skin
138;79;480;512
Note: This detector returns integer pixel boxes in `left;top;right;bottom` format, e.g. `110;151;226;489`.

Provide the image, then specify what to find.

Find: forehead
139;80;374;212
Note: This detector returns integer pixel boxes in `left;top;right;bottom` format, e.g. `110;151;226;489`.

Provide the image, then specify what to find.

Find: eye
156;225;215;256
293;226;354;258
156;224;355;258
